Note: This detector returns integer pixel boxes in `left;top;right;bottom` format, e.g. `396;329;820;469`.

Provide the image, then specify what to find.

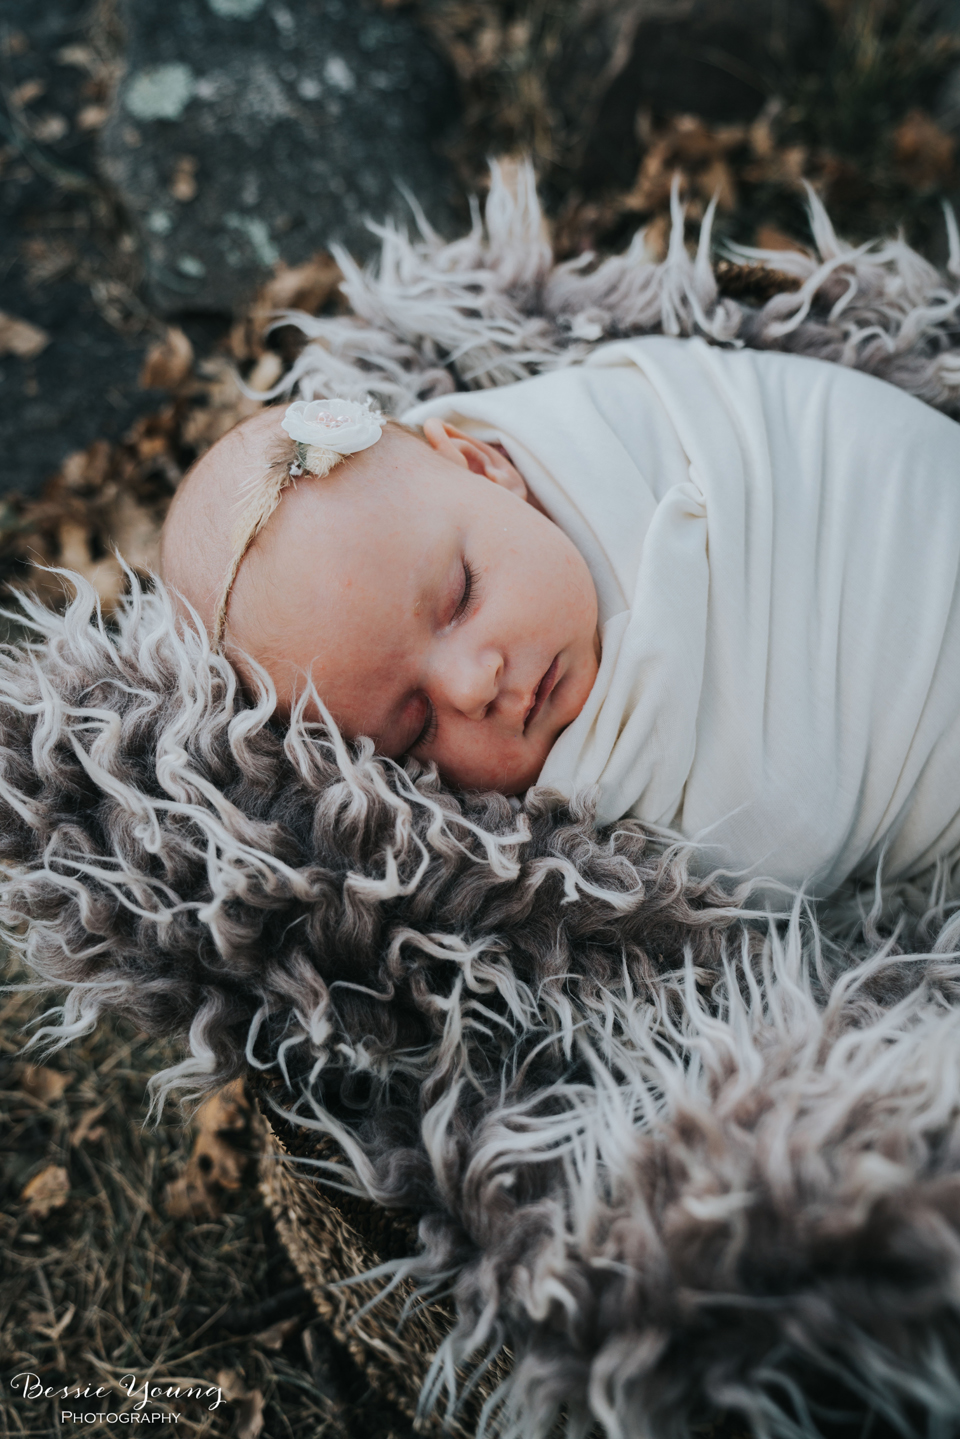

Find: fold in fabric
405;336;960;894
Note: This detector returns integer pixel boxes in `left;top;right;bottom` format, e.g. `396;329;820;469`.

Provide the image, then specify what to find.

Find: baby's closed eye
410;699;438;753
451;560;478;626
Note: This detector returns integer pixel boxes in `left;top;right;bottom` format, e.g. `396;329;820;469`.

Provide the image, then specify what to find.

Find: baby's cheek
438;730;543;795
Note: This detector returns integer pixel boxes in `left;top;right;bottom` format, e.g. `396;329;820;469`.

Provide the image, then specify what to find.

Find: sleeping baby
160;335;960;897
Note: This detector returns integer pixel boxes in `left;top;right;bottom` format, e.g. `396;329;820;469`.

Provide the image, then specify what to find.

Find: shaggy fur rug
247;163;960;415
6;167;960;1438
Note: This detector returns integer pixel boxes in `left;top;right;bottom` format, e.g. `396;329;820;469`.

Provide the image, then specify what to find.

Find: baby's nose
442;649;502;721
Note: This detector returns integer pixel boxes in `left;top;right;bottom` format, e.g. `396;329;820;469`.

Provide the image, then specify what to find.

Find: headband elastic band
211;397;383;650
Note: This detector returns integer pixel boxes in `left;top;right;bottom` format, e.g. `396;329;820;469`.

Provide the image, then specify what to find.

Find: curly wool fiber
247;163;960;421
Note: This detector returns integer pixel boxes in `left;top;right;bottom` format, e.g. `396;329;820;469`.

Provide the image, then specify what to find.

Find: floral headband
211;397;383;650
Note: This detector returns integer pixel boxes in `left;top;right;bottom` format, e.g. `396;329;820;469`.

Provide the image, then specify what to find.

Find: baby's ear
422;419;530;501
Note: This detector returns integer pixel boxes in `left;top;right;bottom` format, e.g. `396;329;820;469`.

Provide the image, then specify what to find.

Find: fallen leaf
169;154;198;203
622;112;748;217
749;107;778;161
10;79;45;108
110;491;162;574
70;1103;107;1147
670;113;744;163
139;326;193;390
236;1390;265;1439
641;211;670;262
622;138;673;213
54;521;124;609
58;439;112;492
894;109;955;190
135;433;172;461
181;356;263;450
0;311;50;359
742;143;809;188
30;113;69;144
214;1374;264;1439
216;1369;247;1402
20;1064;73;1103
56;44;97;71
230;253;343;363
162;1170;216;1221
256;254;342;314
163;1080;251;1219
189;1085;250;1189
77;104;109;131
253;1316;301;1350
245;351;283;394
695;156;738;211
208;1081;249;1130
55;521;92;570
22;1165;70;1219
754;225;808;253
214;1364;266;1433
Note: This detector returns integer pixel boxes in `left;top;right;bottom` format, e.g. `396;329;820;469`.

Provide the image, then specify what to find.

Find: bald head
160;406;424;641
160;405;288;637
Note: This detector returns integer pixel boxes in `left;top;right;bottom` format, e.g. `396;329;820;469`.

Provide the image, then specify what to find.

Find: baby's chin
438;766;532;797
436;742;554;797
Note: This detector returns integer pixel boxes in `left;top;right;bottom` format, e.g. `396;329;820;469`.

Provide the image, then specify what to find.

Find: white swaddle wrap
405;336;960;893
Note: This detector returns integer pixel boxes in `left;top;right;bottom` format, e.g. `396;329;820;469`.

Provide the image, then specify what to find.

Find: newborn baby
161;400;602;795
161;335;960;895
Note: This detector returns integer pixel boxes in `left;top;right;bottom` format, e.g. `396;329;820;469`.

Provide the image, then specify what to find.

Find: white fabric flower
281;397;382;455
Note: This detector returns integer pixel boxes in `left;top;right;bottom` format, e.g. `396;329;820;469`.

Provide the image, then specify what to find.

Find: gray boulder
99;0;460;314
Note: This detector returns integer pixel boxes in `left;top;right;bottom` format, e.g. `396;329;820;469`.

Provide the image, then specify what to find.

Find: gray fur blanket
7;166;960;1439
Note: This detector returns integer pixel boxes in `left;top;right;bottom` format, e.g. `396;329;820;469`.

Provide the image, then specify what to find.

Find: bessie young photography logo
8;1372;226;1424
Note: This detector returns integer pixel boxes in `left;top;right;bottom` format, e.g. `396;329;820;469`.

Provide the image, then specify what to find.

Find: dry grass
0;970;416;1439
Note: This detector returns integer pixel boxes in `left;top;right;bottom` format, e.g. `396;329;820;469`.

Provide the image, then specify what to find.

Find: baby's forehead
169;408;282;518
158;408;282;605
209;407;288;484
162;412;439;597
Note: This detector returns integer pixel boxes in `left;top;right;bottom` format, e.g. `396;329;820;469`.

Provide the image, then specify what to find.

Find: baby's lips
524;655;561;732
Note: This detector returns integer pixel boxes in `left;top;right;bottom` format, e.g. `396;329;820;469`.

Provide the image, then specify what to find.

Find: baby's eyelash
412;701;437;753
411;561;477;755
454;560;477;623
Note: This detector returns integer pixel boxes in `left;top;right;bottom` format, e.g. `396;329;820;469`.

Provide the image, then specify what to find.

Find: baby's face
162;411;601;794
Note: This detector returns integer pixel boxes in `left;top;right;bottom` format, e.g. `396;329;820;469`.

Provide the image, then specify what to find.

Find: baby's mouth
524;656;560;732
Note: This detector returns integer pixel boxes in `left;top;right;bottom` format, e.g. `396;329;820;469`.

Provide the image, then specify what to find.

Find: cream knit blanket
407;336;960;893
